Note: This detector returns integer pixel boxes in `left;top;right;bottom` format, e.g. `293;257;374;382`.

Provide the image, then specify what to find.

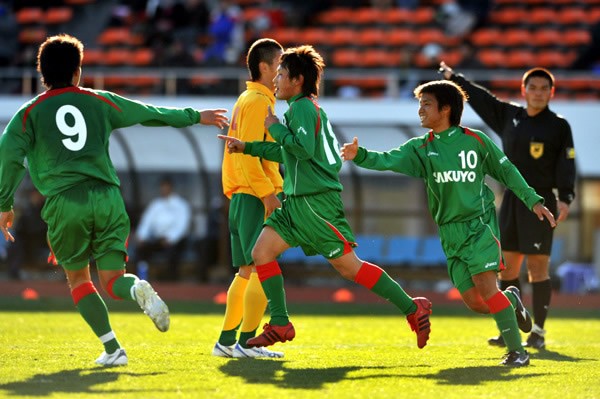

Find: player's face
264;52;282;92
418;93;448;132
273;65;300;100
522;76;554;112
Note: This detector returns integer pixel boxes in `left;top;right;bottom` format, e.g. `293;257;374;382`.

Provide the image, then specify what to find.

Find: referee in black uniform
439;62;576;349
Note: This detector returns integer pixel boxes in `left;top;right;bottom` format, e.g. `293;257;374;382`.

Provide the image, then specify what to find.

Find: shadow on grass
220;360;392;389
418;365;547;386
531;348;596;362
0;368;167;397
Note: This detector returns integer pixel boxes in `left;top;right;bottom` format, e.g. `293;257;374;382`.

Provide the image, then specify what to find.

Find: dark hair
522;67;555;88
414;80;468;126
279;45;325;97
246;38;283;81
37;34;83;89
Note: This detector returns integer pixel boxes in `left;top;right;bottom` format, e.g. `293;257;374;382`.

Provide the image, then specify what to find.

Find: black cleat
524;332;546;349
488;335;506;347
505;286;532;333
501;350;530;367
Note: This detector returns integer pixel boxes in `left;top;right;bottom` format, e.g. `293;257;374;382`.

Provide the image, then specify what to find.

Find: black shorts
498;189;556;255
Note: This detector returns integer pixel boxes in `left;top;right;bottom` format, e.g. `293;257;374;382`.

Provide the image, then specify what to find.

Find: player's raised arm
340;137;359;161
200;109;229;129
217;134;246;153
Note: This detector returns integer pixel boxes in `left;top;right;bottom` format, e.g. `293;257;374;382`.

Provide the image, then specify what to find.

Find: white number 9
56;105;87;151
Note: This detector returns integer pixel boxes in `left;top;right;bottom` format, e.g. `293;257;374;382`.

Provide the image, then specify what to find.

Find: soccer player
340;80;556;367
218;45;432;351
212;38;285;359
0;34;228;366
439;62;576;349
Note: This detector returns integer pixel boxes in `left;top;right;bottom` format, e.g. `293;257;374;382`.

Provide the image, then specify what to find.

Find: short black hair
522;67;555;88
414;80;468;126
279;45;325;97
246;38;283;81
37;34;83;89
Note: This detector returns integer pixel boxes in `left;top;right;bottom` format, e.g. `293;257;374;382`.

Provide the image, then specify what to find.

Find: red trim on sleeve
485;291;511;314
256;260;282;282
463;127;485;146
71;281;98;305
21;86;121;132
106;272;126;300
419;130;435;148
354;262;384;289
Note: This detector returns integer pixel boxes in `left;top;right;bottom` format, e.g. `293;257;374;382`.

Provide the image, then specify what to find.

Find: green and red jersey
243;94;343;196
0;86;201;211
353;126;543;226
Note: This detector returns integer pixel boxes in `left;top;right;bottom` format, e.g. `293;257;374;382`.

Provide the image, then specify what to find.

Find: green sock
76;293;121;353
260;274;289;326
239;330;258;348
370;272;417;315
492;306;524;352
111;274;137;300
219;327;239;347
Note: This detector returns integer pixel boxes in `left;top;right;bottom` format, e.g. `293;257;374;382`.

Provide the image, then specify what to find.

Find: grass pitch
0;299;598;399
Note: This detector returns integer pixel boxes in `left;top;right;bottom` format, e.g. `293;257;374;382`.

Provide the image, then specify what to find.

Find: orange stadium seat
357;28;387;47
502;28;532;47
331;48;361;67
489;8;527;25
470;28;502;47
82;48;104;66
329;28;357;46
589;7;600;23
412;7;435;25
16;7;44;25
132;48;154;66
505;49;536;68
387;28;416;46
414;28;446;46
45;7;74;25
531;28;563;47
477;49;506;68
529;8;557;25
268;28;300;46
381;8;412;24
301;28;329;46
98;28;132;46
104;48;131;66
353;7;384;25
361;49;401;68
557;7;588;25
18;27;47;44
563;29;592;46
535;50;570;68
317;8;354;25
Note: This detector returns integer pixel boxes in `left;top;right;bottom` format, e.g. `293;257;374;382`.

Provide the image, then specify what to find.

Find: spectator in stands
218;45;432;352
212;38;285;359
134;176;192;281
5;188;47;280
439;63;577;350
438;0;492;38
571;21;600;71
203;0;244;65
341;79;556;366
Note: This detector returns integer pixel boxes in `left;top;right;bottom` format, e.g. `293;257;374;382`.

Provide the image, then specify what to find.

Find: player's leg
213;265;249;357
525;253;551;349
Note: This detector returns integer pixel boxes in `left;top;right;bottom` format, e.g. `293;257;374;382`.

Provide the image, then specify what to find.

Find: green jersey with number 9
244;94;343;197
0;86;201;211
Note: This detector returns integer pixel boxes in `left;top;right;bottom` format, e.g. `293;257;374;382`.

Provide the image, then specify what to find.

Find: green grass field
0;298;599;399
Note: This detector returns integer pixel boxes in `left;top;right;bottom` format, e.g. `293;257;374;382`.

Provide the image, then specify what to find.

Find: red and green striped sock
71;282;120;354
354;262;417;315
255;260;289;326
486;291;524;352
106;273;137;301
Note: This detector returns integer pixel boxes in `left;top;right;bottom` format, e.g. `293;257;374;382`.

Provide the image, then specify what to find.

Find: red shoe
246;322;295;348
406;297;432;349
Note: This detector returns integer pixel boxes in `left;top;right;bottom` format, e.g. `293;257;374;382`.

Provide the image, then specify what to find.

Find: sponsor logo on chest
433;170;476;183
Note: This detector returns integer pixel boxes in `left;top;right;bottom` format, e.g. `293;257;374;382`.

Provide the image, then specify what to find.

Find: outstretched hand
438;61;454;80
0;210;15;242
217;134;245;153
340;137;359;161
200;109;229;129
264;106;279;130
533;203;556;228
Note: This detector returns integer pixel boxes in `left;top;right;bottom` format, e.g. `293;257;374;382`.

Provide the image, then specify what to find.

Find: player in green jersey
0;34;228;366
219;45;432;351
341;80;556;367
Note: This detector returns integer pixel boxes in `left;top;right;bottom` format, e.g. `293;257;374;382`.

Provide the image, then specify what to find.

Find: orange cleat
406;297;432;349
246;322;295;348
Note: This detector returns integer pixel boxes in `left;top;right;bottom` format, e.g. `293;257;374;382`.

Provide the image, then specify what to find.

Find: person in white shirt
134;176;191;281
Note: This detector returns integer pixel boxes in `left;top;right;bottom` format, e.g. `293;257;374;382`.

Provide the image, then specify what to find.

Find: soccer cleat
233;342;284;358
406;297;432;349
246;322;295;348
488;335;506;347
524;332;546;349
500;350;530;367
134;279;170;332
95;349;128;366
212;342;235;358
505;286;532;333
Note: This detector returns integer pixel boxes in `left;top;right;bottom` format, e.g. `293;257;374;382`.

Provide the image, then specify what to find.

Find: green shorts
42;181;129;271
229;193;269;267
265;191;355;259
439;209;504;293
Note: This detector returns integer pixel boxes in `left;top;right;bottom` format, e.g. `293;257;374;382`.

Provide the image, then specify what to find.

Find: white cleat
233;342;284;358
212;342;235;358
134;280;170;332
95;349;128;366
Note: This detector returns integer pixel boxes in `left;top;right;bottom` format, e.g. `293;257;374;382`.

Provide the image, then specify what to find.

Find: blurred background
0;0;599;295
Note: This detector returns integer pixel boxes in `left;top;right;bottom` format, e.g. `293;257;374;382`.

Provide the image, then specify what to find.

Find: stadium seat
384;236;420;266
470;28;502;47
413;28;446;46
477;49;506;68
353;7;384;25
502;28;532;47
489;7;527;25
360;50;401;68
387;28;416;46
131;48;154;66
381;8;412;25
279;247;305;265
330;28;358;47
82;48;104;66
557;7;588;26
550;238;565;266
414;236;446;267
331;48;361;68
104;48;131;66
357;29;387;47
563;29;592;46
354;235;386;264
98;28;133;46
268;28;300;46
535;50;570;68
18;27;47;45
529;8;557;25
317;7;354;25
505;49;536;69
45;7;74;25
301;28;329;46
412;7;435;25
16;7;44;25
531;28;563;47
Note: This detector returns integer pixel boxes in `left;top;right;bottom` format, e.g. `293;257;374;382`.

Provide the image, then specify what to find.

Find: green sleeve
268;102;317;160
481;133;543;210
353;140;424;178
244;141;284;163
105;92;201;129
0;112;30;211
